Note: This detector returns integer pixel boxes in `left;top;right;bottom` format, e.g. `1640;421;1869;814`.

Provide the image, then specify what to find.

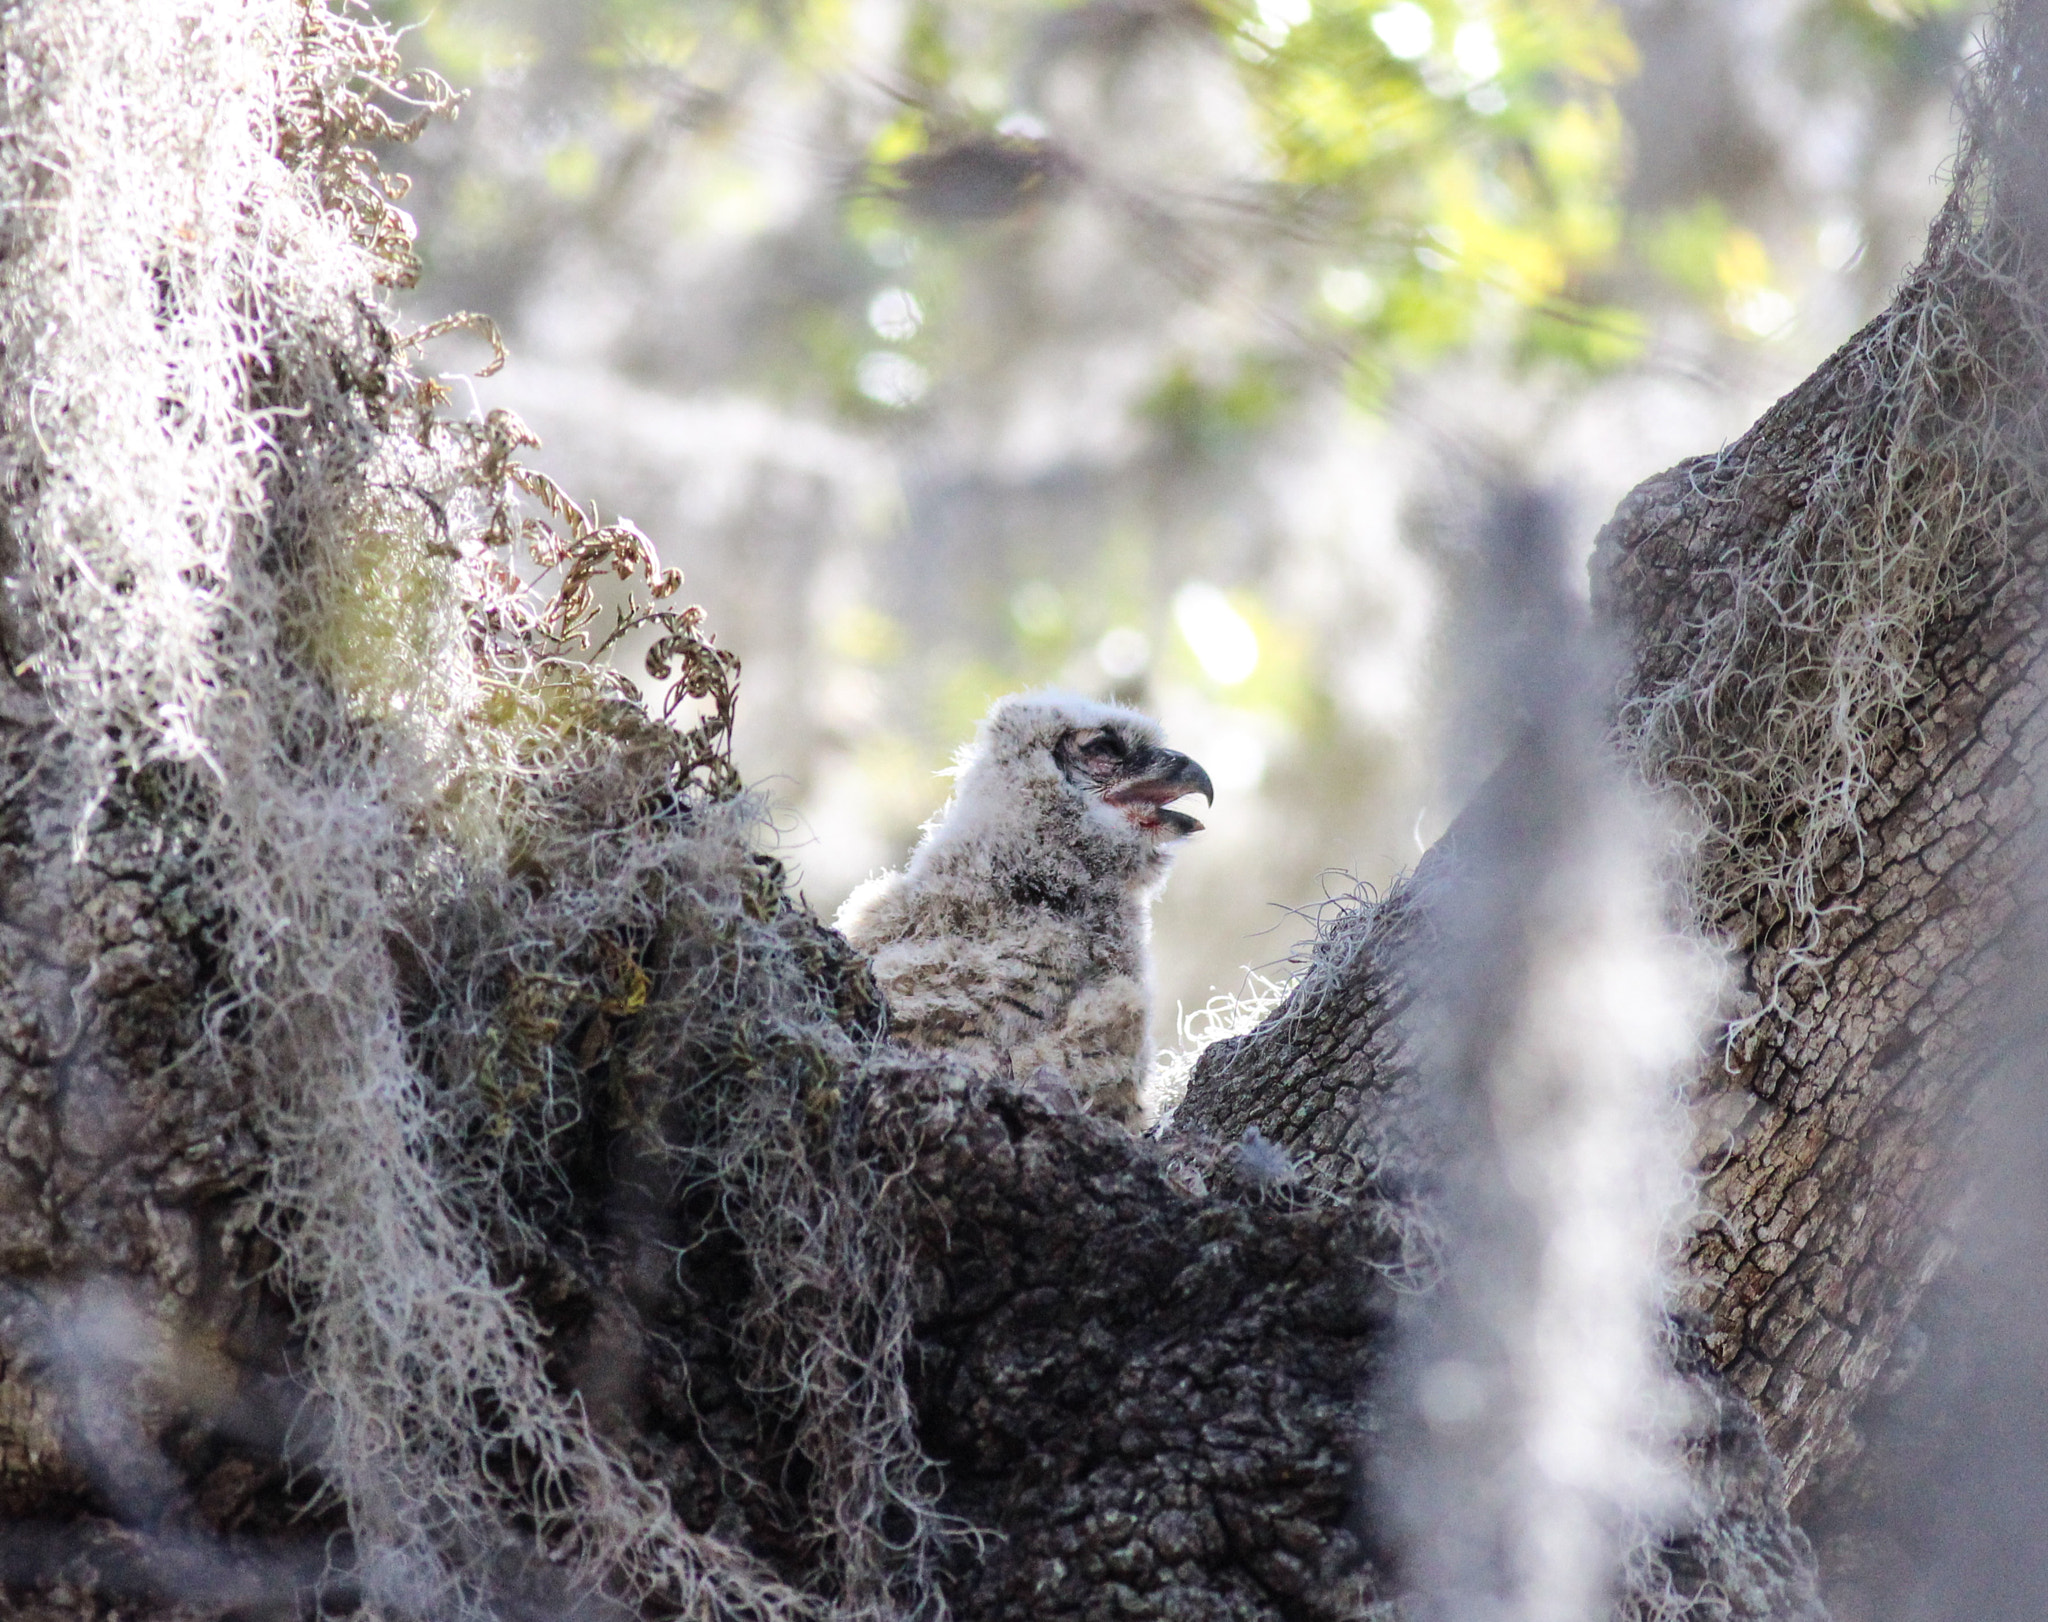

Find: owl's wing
1011;975;1148;1127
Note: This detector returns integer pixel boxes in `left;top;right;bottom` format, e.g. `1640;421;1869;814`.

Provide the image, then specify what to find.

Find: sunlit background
375;0;1979;1031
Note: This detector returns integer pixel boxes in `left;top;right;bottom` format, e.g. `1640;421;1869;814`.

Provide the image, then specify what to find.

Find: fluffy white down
837;691;1203;1126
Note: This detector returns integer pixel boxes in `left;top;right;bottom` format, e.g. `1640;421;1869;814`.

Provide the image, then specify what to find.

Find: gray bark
1184;326;2048;1523
1181;15;2048;1602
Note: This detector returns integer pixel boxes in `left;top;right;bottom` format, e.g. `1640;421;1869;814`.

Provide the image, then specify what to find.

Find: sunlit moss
305;500;472;731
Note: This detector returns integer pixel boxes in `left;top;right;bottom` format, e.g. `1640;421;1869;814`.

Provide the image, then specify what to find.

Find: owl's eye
1054;727;1135;790
1075;729;1126;764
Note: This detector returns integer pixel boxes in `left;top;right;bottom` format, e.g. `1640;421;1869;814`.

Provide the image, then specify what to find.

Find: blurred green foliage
383;0;1977;411
1241;0;1640;371
374;0;1983;992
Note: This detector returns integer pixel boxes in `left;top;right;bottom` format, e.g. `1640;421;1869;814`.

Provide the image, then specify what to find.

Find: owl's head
921;691;1213;895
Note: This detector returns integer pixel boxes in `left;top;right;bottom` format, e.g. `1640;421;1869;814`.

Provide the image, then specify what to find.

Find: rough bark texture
0;637;1407;1616
1180;274;2048;1596
0;652;1825;1621
894;1075;1394;1621
1605;445;2046;1510
0;665;340;1601
0;645;1401;1617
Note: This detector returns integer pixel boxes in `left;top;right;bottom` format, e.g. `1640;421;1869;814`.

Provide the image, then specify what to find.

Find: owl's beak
1104;748;1214;837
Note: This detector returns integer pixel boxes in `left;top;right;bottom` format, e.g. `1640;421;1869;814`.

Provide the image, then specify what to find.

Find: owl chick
835;691;1212;1127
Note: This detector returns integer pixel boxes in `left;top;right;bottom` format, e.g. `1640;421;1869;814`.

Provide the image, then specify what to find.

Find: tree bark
1184;306;2048;1526
1182;22;2048;1585
0;672;1825;1618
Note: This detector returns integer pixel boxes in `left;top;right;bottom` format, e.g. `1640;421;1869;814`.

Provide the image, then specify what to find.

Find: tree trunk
1182;0;2048;1590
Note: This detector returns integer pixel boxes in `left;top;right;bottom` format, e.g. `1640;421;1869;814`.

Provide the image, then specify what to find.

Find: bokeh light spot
1096;625;1150;680
1372;3;1434;61
867;287;924;342
1174;582;1260;687
856;351;929;407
